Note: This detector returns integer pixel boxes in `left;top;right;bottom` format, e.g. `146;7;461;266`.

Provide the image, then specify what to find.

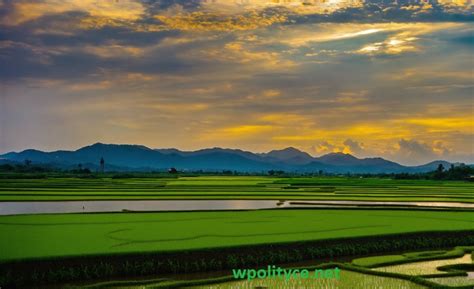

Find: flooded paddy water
1;200;473;215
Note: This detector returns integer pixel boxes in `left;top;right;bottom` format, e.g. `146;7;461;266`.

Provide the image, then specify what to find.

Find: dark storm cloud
1;10;178;46
0;1;13;20
0;8;189;80
0;41;199;80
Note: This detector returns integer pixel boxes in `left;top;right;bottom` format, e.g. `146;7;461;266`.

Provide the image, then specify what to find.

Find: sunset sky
0;0;473;165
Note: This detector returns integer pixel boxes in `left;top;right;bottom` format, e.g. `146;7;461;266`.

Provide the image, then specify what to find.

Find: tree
434;163;446;180
437;163;445;173
168;167;178;174
100;157;105;173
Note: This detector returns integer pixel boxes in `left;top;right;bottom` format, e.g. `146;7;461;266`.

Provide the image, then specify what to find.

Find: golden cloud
200;0;364;16
402;117;474;132
356;23;462;55
193;40;295;70
4;0;145;26
155;10;288;32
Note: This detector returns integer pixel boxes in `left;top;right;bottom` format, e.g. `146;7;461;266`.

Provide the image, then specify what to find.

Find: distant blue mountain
410;160;454;173
262;147;315;165
308;153;407;173
0;143;457;173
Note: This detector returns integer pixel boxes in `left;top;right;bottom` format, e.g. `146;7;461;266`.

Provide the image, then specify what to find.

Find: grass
1;209;474;262
0;176;473;202
352;255;409;267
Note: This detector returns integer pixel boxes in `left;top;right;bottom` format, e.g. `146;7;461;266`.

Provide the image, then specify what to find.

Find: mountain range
0;143;457;174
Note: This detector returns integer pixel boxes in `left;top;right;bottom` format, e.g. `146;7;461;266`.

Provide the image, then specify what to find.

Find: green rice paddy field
0;209;473;262
1;176;473;288
0;176;473;202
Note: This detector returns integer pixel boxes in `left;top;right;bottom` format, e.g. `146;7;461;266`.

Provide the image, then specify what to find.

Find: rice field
351;249;462;267
374;254;472;275
0;176;473;202
1;176;473;288
427;275;474;286
1;209;473;262
72;270;429;289
63;246;474;289
184;270;428;289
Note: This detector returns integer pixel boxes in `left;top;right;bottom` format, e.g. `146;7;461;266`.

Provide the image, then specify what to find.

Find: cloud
196;40;295;71
396;139;444;165
2;0;145;25
154;9;288;31
343;139;365;156
403;117;473;132
309;138;465;165
312;141;344;155
0;32;200;81
357;37;418;55
1;1;473;164
308;139;366;157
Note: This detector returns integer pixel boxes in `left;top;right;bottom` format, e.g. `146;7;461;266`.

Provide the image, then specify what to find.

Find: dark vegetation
0;161;473;181
64;261;474;289
58;247;474;289
390;164;474;181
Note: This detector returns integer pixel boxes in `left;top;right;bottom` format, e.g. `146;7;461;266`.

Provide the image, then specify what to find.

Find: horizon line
1;141;471;167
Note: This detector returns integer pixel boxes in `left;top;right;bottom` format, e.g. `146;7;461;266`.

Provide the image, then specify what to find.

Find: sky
0;0;473;165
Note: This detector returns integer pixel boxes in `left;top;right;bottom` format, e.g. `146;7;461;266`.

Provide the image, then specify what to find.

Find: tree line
0;160;472;181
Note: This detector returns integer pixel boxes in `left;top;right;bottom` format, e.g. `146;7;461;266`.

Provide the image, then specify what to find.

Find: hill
0;143;458;173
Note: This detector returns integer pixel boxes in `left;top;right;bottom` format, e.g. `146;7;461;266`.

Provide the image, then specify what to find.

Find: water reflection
0;200;280;215
289;200;474;208
0;200;472;215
